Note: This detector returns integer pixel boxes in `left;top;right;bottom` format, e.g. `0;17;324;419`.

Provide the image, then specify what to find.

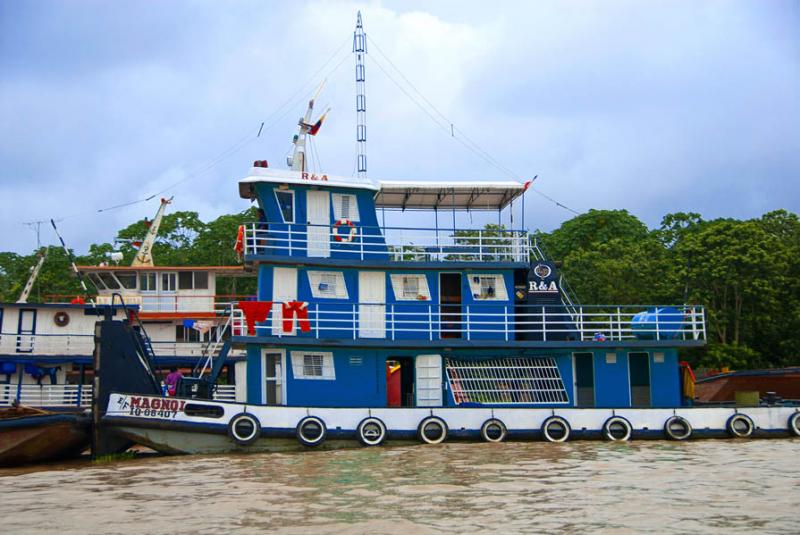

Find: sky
1;0;798;254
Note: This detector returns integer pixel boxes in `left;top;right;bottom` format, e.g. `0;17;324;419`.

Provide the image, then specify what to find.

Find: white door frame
261;348;287;405
306;190;330;258
272;267;297;336
415;354;443;407
358;271;385;338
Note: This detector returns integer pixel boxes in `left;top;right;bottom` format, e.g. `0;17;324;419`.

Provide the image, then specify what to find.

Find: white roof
375;180;530;211
239;168;530;210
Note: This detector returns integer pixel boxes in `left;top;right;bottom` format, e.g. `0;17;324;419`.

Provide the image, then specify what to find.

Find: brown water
1;440;798;534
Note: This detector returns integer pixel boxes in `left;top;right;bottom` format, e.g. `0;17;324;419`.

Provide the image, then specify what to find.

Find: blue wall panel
593;350;631;407
649;349;681;407
246;345;262;404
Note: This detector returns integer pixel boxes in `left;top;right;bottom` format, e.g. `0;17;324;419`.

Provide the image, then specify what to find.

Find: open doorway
387;357;414;407
439;273;462;339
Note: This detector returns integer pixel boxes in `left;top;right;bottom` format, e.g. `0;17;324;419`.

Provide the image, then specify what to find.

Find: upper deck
238;167;531;266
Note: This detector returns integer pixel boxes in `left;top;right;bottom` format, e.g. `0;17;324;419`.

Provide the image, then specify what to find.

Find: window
390;274;431;301
98;273;120;290
445;357;568;404
88;273;106;290
116;271;137;289
291;351;335;380
468;274;508;301
140;273;157;292
308;271;348;299
161;273;176;292
332;193;360;222
178;271;210;290
275;190;294;223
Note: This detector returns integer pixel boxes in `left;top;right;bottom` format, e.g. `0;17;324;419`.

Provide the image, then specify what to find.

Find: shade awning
375;180;530;211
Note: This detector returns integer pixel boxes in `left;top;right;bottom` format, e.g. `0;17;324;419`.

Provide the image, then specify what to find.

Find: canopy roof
239;167;530;210
375;180;530;211
77;265;248;276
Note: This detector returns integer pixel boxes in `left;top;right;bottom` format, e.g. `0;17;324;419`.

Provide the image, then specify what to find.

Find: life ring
602;416;633;442
54;311;70;327
357;416;387;446
417;416;448;444
296;416;327;447
726;413;755;438
788;412;800;437
664;415;692;440
228;413;260;446
332;219;357;243
480;418;507;443
541;416;571;442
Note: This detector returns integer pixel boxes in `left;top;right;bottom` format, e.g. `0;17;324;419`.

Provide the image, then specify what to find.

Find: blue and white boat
100;106;800;454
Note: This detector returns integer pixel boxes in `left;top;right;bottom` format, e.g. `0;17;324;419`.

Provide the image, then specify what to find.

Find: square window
308;271;348;299
390;274;431;301
179;272;193;290
194;272;209;290
333;193;360;222
606;353;617;364
291;351;335;380
468;275;508;301
303;354;323;377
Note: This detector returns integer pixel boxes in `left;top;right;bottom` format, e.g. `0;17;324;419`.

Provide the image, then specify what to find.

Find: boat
695;367;800;404
0;405;90;466
0;198;251;413
94;92;800;455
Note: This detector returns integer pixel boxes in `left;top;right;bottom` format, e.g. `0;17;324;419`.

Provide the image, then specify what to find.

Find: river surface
1;440;798;534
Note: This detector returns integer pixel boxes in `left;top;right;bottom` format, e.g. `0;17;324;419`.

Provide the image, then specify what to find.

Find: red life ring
332;219;357;242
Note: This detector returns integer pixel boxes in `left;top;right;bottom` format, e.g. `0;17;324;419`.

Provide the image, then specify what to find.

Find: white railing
0;333;94;355
243;223;531;263
0;383;92;408
230;303;706;342
95;294;224;314
213;384;236;402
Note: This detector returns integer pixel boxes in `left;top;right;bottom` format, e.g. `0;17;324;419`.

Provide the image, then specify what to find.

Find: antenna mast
354;11;367;178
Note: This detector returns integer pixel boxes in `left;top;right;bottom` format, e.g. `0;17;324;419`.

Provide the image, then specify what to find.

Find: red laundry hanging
238;301;273;335
282;301;311;333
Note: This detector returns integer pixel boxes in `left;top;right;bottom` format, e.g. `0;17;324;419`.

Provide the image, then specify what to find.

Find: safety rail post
359;229;365;260
656;310;661;341
616;307;622;340
690;306;697;340
504;306;509;341
578;306;584;340
315;303;319;339
466;305;471;341
288;225;293;256
352;304;357;340
76;382;83;408
428;306;433;341
542;306;547;342
478;231;483;262
390;304;395;340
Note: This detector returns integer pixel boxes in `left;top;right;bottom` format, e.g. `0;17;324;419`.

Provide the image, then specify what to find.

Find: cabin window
98;273;120;290
468;274;508;301
308;271;348;299
116;271;137;289
390;274;431;301
178;271;209;290
444;357;568;404
175;325;207;342
291;351;335;380
140;273;157;292
88;273;106;290
332;193;360;222
274;190;294;223
161;273;177;292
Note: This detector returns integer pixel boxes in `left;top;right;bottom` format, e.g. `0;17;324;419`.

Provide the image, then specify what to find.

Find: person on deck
164;367;183;397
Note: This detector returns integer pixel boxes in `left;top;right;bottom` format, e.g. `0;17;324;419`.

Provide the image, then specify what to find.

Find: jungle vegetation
0;207;797;370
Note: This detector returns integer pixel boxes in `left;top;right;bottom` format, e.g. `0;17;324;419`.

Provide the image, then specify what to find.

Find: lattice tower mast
353;12;367;178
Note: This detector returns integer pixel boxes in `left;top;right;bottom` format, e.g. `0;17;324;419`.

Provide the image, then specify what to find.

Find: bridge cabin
229;165;706;411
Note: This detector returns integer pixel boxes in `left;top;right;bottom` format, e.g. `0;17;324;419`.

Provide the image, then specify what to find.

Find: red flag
308;111;328;136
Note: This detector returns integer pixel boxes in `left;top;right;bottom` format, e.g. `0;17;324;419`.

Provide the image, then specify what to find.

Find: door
574;352;595;407
359;271;385;338
272;268;297;335
262;350;285;405
415;354;443;407
306;190;330;258
629;352;651;407
439;273;462;339
16;309;36;353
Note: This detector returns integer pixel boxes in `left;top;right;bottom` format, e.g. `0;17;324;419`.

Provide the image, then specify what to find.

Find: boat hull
0;410;91;466
103;393;800;455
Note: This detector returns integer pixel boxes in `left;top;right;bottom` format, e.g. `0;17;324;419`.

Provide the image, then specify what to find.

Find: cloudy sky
1;0;798;253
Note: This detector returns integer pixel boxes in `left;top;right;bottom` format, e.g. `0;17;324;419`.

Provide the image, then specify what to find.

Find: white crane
16;247;48;303
287;81;330;173
131;197;173;267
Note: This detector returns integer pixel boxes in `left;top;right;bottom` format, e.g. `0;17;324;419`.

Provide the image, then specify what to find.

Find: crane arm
17;248;48;303
131;197;173;267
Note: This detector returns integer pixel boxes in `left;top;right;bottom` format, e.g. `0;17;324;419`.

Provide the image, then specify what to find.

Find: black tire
788;412;800;437
541;416;571;443
357;417;387;446
417;416;448;444
602;416;633;442
296;416;327;447
664;415;692;440
228;413;261;446
480;418;507;443
726;414;754;438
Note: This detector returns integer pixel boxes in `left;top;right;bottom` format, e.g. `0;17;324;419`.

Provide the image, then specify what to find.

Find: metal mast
354;11;367;178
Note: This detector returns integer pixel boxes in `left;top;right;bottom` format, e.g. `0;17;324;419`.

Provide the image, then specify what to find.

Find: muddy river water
1;440;798;534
